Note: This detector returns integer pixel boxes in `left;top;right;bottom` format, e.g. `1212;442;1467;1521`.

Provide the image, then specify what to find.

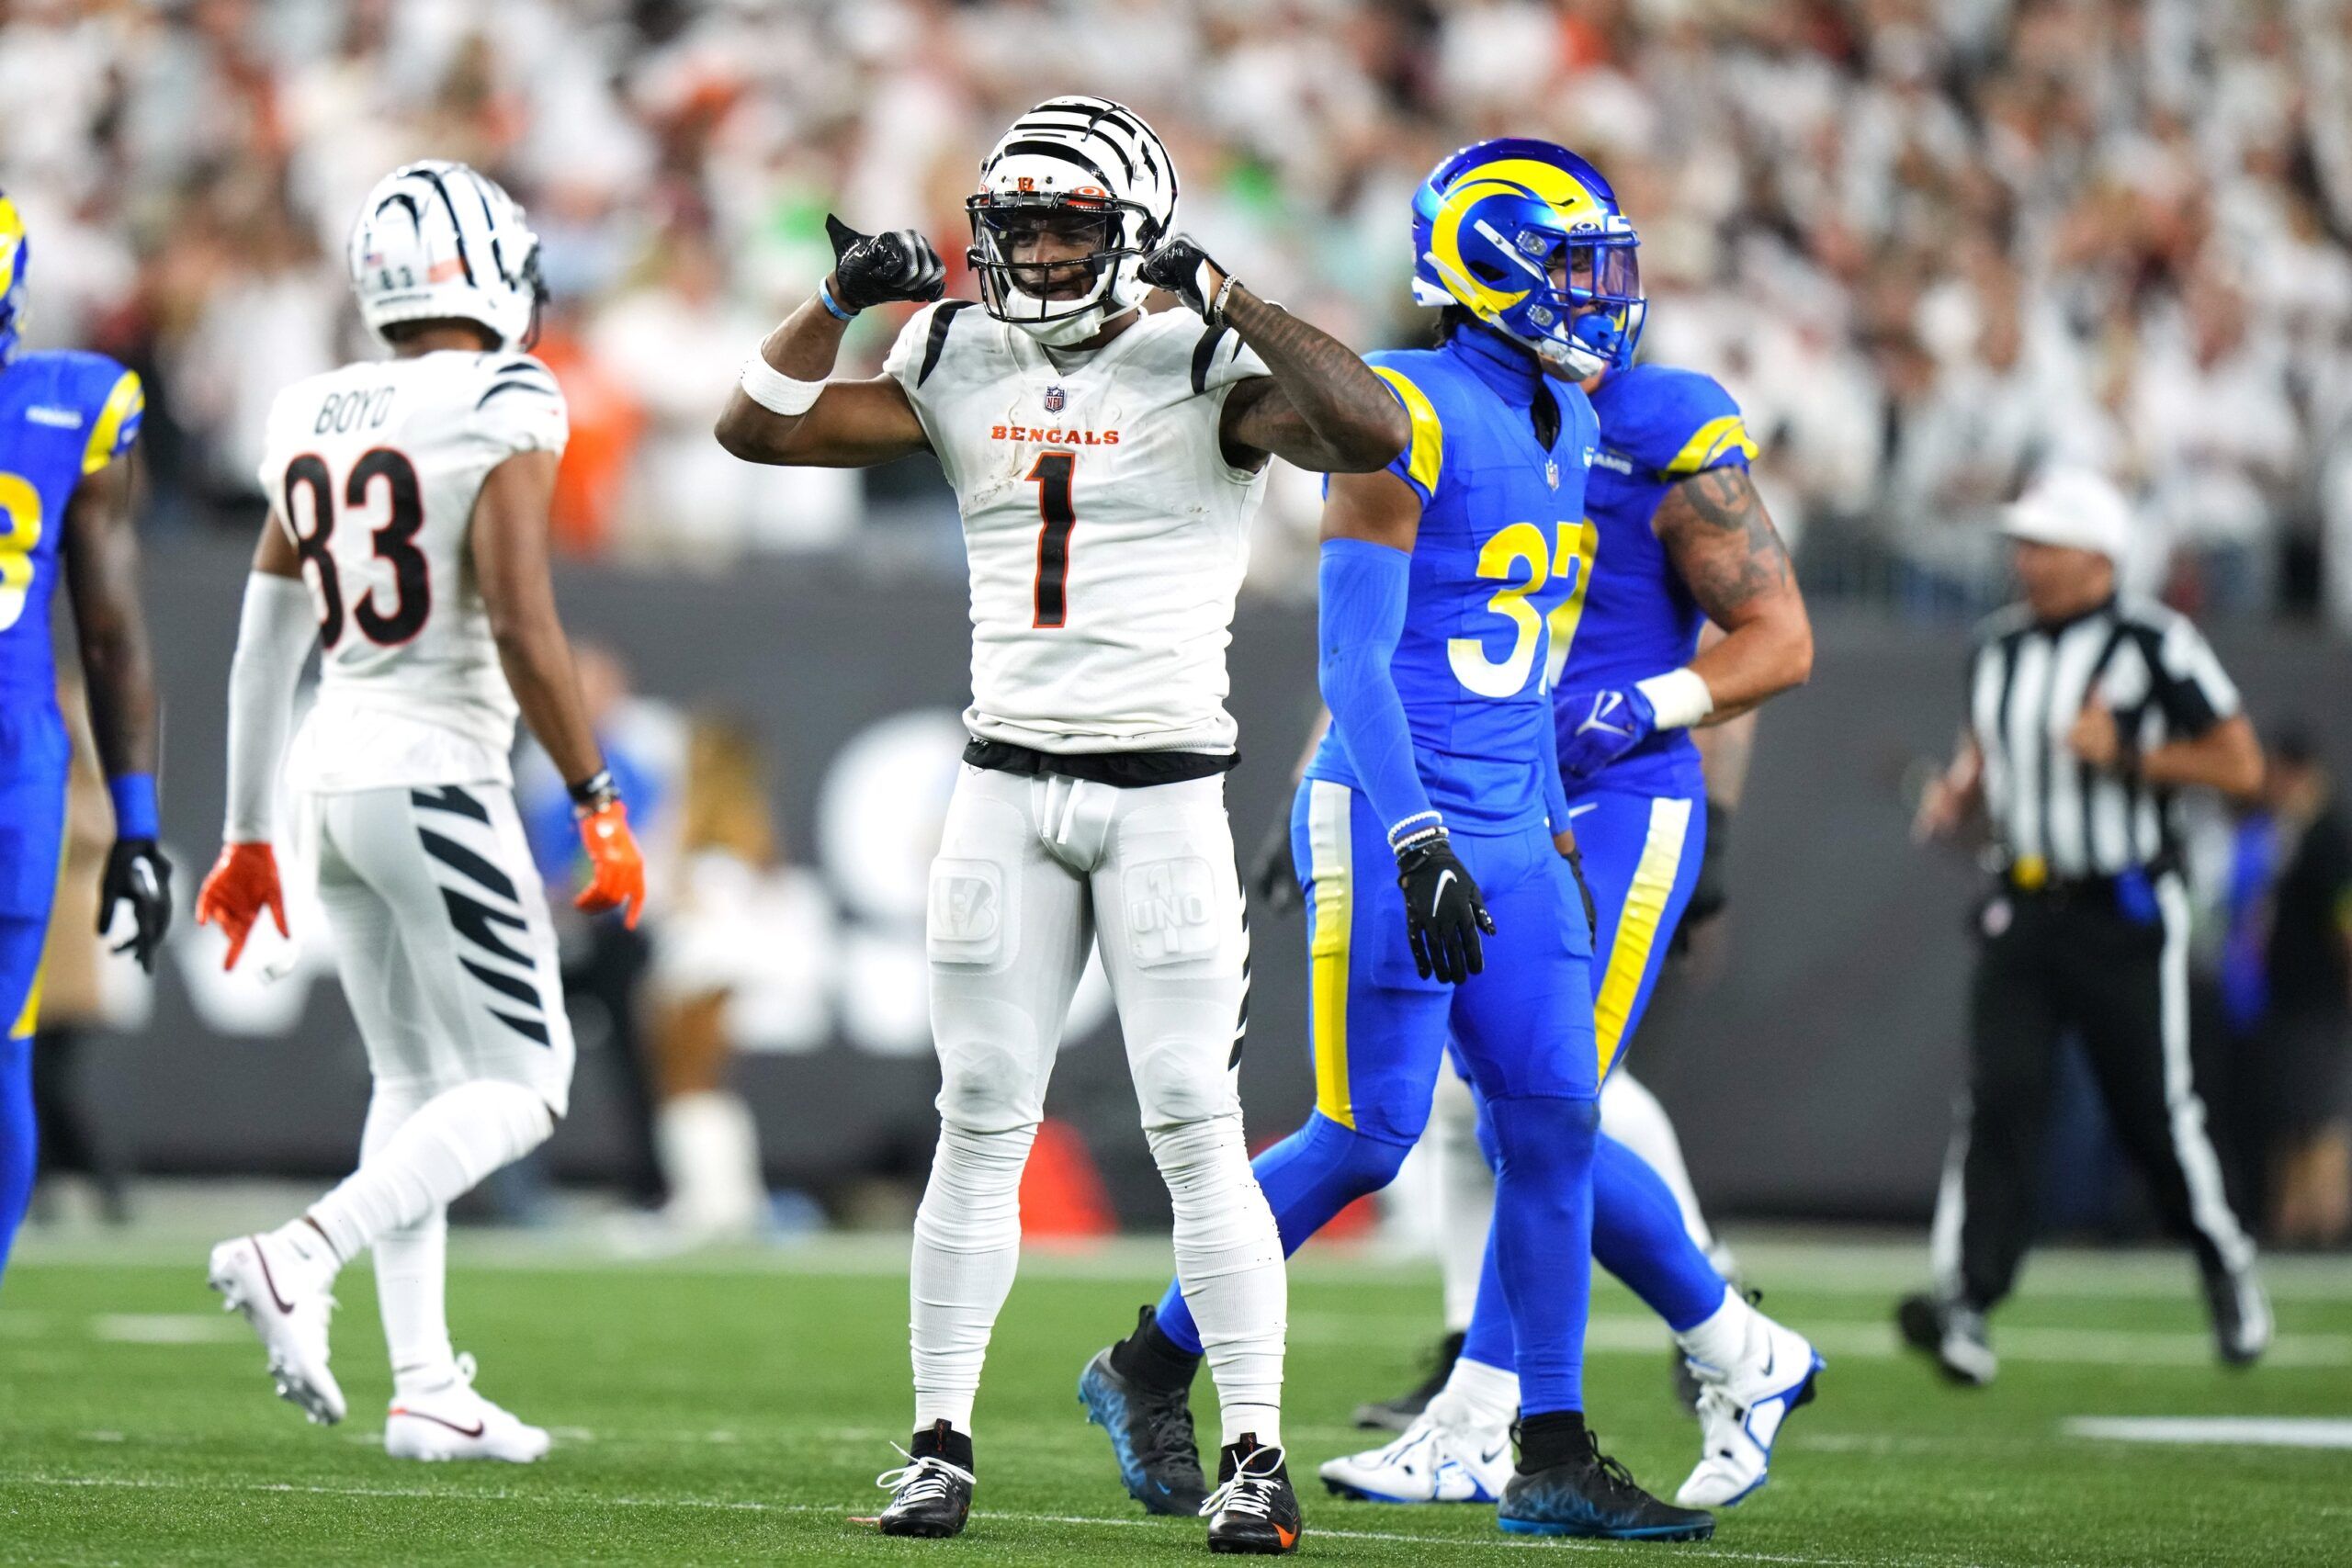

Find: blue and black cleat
1079;1308;1209;1517
1498;1427;1714;1540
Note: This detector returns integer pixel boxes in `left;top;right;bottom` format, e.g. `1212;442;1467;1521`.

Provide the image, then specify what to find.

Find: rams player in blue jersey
1321;176;1826;1517
0;191;173;1283
1080;141;1713;1542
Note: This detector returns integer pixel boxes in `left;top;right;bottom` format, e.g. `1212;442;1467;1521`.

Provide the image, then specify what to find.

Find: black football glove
1137;231;1233;322
99;838;174;974
1249;814;1303;919
1560;838;1600;945
1396;832;1495;985
824;214;946;311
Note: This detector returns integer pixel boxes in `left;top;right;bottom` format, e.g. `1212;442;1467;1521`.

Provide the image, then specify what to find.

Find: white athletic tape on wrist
739;350;825;416
1634;666;1714;731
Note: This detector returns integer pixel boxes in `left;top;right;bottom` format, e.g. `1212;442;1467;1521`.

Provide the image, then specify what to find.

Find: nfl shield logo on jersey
1043;385;1065;414
1545;457;1560;491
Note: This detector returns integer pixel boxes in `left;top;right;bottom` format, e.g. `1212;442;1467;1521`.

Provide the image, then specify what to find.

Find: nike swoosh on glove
825;214;947;310
1137;232;1230;322
101;839;175;974
195;841;287;972
1555;684;1657;779
1396;834;1496;985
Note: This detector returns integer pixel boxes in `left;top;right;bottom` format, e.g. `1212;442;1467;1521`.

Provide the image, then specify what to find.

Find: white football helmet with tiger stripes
966;96;1178;345
349;160;547;352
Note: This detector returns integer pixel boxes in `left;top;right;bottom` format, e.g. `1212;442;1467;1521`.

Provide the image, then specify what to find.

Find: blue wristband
108;773;159;841
818;280;858;321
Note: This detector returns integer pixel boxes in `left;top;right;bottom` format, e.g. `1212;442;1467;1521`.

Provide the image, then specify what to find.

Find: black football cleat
875;1421;976;1539
1498;1424;1713;1540
1080;1308;1209;1516
2202;1266;2273;1367
1351;1329;1464;1432
1204;1436;1302;1555
1896;1292;1996;1386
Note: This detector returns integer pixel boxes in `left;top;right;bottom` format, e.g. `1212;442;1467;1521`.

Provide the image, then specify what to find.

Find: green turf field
4;1232;2348;1565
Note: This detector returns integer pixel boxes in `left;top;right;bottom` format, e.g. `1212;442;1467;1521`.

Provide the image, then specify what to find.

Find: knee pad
1486;1094;1599;1184
933;1038;1042;1135
1297;1111;1414;1197
1130;1034;1238;1128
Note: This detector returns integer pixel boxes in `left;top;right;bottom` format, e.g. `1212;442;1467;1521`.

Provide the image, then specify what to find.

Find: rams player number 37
0;190;172;1284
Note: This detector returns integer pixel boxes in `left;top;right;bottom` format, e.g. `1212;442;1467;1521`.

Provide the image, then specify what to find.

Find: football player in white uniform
718;96;1406;1552
193;161;648;1461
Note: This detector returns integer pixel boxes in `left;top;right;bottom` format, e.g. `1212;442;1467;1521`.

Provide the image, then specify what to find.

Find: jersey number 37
280;449;430;648
1449;519;1599;699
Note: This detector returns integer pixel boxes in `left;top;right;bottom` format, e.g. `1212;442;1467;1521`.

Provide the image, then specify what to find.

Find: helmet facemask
967;191;1157;346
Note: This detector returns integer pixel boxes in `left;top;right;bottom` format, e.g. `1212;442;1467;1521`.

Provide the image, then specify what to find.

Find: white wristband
739;350;825;417
1634;667;1714;731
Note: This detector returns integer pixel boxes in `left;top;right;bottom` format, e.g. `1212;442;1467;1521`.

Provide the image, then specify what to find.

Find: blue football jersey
1308;331;1600;834
1550;364;1756;796
0;349;142;715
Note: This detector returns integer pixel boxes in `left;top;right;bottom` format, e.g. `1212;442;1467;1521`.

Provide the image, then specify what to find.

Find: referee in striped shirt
1900;471;2271;1385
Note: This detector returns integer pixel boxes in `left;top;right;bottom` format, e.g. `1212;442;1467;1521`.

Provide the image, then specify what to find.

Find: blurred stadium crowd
4;0;2352;623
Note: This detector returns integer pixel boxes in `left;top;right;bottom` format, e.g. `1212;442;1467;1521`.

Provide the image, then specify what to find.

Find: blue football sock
1484;1093;1597;1416
0;1034;35;1283
1155;1111;1410;1358
1592;1131;1724;1332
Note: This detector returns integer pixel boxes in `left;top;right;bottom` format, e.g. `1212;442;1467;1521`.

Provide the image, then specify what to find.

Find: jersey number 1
283;449;431;648
1028;450;1077;628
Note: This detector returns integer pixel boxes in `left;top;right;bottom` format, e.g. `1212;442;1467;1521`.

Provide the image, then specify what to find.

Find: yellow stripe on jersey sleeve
1661;414;1757;479
81;370;145;475
1371;367;1443;498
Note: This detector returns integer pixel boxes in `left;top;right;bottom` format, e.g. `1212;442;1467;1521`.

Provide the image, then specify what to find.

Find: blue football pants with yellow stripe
1458;788;1727;1373
1155;778;1601;1416
0;710;71;1284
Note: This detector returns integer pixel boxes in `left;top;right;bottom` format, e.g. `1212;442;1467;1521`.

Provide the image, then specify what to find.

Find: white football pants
911;764;1287;1444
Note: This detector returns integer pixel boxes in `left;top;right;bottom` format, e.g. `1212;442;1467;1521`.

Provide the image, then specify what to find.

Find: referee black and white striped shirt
1967;596;2241;881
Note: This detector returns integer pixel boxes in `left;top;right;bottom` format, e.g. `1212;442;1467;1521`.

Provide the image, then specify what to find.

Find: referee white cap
2000;468;2132;561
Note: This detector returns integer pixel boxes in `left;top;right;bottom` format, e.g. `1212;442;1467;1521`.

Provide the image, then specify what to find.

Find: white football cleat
1676;1312;1823;1508
1318;1412;1511;1505
208;1232;346;1426
385;1355;551;1462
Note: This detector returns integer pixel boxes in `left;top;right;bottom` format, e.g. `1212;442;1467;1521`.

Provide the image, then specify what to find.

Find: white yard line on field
9;1472;1946;1566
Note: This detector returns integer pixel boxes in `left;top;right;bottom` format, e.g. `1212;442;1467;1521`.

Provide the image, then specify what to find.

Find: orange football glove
574;799;646;930
194;841;288;972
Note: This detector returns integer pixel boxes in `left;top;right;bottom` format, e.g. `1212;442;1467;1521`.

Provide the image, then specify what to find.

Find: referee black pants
1932;874;2256;1311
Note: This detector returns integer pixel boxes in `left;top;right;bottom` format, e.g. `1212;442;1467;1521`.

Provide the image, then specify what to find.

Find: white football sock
1429;1067;1493;1334
1148;1113;1286;1448
1600;1070;1716;1254
353;1078;457;1389
1427;1354;1518;1437
301;1080;553;1265
910;1121;1036;1436
1674;1284;1758;1373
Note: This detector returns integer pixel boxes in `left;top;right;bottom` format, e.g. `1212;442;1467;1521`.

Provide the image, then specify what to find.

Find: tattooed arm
1216;284;1410;474
1655;465;1813;720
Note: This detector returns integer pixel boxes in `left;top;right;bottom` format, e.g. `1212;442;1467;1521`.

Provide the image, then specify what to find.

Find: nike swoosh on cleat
249;1238;296;1315
390;1407;487;1438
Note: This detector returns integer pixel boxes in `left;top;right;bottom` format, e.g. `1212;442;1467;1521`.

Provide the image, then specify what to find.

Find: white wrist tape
1635;667;1714;731
739;350;825;417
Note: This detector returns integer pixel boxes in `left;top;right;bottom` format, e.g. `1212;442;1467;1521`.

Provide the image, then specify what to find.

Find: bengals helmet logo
1017;176;1036;193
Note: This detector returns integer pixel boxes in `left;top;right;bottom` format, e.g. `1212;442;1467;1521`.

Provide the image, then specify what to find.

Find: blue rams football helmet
1410;138;1644;379
0;189;26;368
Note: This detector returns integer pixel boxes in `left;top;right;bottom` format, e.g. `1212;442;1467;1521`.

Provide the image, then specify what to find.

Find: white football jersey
254;350;568;792
883;303;1271;755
